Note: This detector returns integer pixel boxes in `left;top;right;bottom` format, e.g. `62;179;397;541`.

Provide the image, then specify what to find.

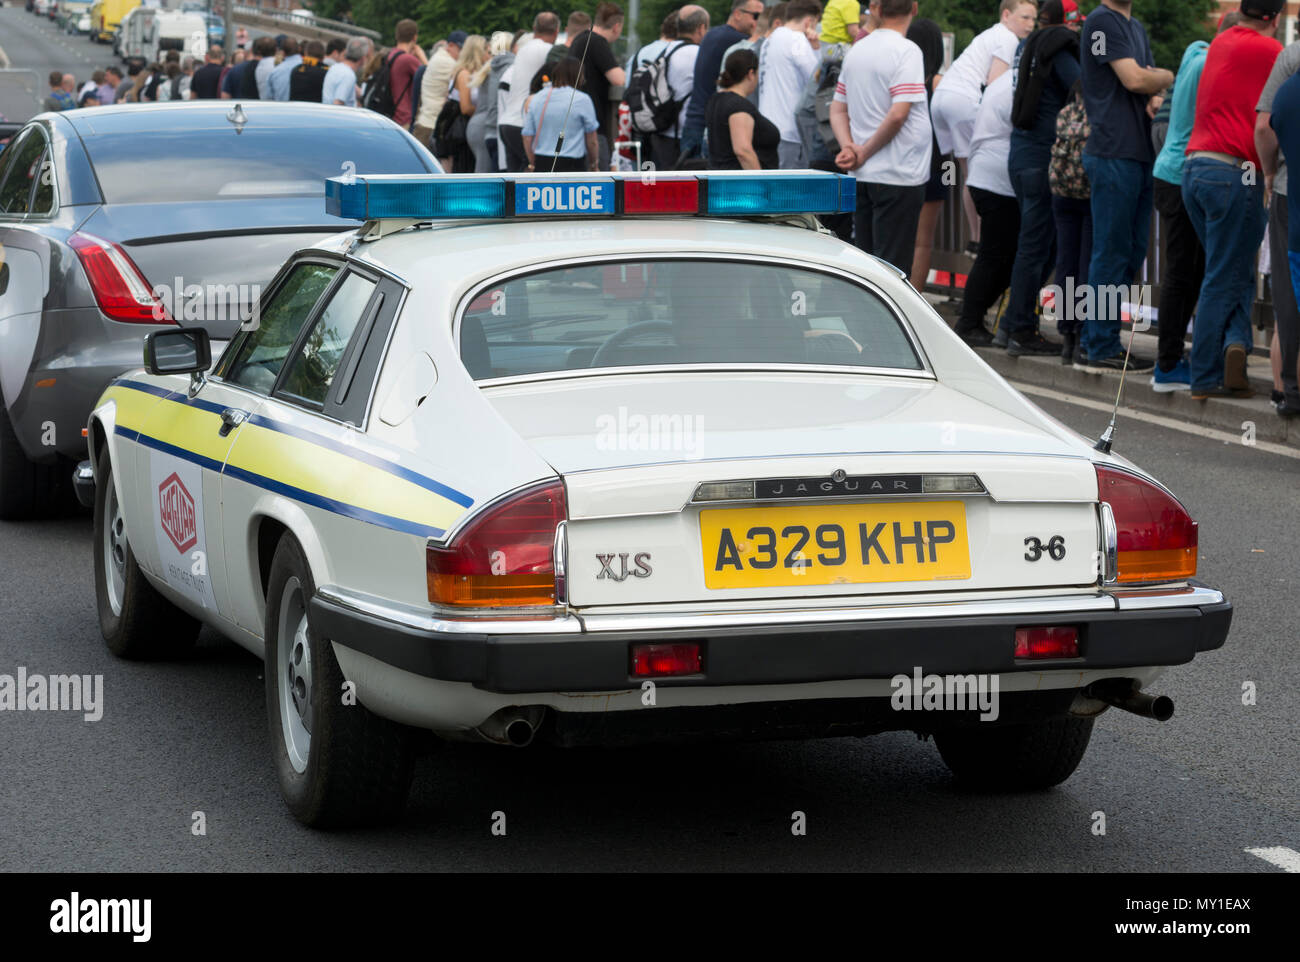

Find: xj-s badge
596;552;653;582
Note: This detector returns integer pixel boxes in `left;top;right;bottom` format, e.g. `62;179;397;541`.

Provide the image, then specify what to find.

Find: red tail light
427;481;566;607
68;232;172;323
1095;465;1197;584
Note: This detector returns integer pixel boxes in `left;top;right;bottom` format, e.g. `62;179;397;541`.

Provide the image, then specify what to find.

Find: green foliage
912;0;992;54
921;0;1217;72
634;0;733;46
308;0;520;45
305;0;1219;67
1133;0;1218;75
413;0;535;41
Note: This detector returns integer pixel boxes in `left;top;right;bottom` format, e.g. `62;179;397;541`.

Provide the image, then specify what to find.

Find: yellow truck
90;0;141;45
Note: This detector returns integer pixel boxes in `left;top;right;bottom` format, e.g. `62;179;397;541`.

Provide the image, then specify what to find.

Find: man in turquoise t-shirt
1149;39;1210;391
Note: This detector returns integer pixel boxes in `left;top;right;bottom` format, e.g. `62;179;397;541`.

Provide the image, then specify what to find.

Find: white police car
84;171;1230;827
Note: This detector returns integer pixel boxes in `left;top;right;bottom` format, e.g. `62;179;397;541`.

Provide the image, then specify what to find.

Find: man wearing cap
1181;0;1282;399
1001;0;1081;358
414;29;466;150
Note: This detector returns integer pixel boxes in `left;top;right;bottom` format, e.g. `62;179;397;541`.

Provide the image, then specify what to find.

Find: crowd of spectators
38;0;1300;413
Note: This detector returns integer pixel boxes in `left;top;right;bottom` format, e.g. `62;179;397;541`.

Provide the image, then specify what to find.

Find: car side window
30;144;55;215
225;263;338;395
0;130;47;216
278;272;378;409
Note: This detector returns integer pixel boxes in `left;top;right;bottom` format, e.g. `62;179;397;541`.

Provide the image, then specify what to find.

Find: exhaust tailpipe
473;706;546;747
505;717;536;747
1086;682;1174;721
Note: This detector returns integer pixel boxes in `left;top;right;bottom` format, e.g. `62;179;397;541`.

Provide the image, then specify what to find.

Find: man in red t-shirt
1180;0;1283;398
389;18;428;129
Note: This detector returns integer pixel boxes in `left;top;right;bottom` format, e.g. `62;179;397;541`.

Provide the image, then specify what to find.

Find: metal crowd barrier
924;164;1276;340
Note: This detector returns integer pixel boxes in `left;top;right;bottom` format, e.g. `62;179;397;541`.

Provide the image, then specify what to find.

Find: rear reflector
630;643;702;678
1014;626;1079;659
1095;465;1197;583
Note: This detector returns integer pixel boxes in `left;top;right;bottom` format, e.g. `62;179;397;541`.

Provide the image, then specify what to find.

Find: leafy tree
634;0;733;48
414;0;535;41
313;0;1219;64
910;0;992;54
921;0;1217;75
1131;0;1218;75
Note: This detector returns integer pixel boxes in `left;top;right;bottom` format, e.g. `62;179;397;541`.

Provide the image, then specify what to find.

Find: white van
154;10;207;60
119;8;206;63
116;5;156;61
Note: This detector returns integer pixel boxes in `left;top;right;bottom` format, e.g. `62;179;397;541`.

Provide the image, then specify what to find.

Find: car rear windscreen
459;259;923;380
84;128;434;204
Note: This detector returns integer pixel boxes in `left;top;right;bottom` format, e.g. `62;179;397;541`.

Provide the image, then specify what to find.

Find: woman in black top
906;17;948;291
705;50;780;171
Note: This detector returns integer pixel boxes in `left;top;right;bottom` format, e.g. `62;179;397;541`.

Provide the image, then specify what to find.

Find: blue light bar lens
705;174;855;216
327;176;505;220
326;172;856;222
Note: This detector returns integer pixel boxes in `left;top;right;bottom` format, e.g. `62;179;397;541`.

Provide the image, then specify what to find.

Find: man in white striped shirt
829;0;930;270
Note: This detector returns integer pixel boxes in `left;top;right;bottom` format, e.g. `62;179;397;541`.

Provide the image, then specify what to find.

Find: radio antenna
1093;313;1138;454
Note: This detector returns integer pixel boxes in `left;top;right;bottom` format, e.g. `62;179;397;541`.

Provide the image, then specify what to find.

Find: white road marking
1012;381;1300;461
1245;846;1300;872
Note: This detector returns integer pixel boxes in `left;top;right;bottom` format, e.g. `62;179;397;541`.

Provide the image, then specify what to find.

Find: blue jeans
679;125;706;161
1082;155;1153;359
1007;164;1057;338
1180;156;1264;391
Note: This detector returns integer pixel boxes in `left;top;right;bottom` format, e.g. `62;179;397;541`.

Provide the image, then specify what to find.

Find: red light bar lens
1014;627;1079;659
630;642;702;677
623;178;699;214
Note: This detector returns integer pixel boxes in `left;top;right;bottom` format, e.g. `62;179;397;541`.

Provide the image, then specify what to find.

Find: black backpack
624;41;690;135
363;50;403;117
1010;26;1078;131
813;60;842;154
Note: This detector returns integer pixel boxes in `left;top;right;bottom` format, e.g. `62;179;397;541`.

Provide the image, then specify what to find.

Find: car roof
347;217;902;293
59;103;402;138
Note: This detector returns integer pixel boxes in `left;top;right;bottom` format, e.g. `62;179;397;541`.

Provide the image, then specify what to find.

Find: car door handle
219;408;248;437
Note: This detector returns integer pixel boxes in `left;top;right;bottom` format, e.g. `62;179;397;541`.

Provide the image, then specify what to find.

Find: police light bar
325;171;855;221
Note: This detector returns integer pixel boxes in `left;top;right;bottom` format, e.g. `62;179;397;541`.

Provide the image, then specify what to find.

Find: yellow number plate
700;501;971;589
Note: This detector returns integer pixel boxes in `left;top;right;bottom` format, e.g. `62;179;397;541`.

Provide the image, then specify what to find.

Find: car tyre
264;533;415;828
93;446;201;658
934;715;1094;791
0;404;71;520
